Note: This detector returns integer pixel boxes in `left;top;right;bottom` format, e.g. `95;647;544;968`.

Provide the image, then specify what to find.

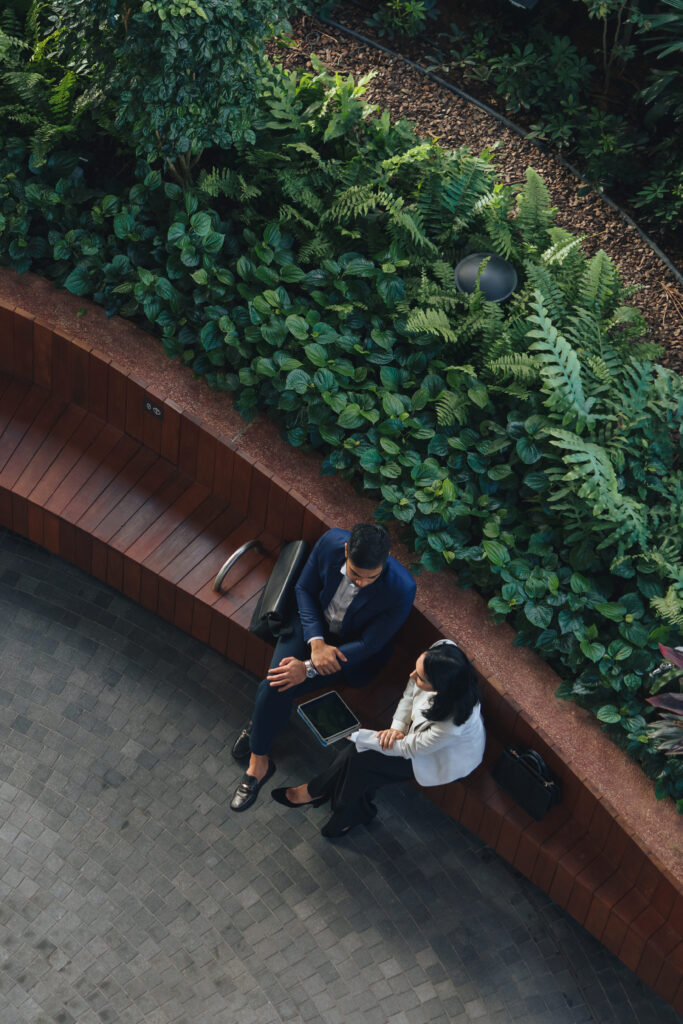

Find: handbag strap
509;746;556;786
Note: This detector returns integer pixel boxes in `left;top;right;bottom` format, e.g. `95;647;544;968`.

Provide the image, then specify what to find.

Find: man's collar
340;563;358;588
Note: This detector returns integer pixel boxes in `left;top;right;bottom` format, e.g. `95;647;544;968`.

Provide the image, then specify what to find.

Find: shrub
0;60;681;807
366;0;440;39
48;0;300;184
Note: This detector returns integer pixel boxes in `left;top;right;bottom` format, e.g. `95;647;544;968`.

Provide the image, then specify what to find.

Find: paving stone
0;527;679;1024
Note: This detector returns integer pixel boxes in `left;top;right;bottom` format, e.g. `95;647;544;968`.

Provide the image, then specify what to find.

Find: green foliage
0;2;96;165
430;6;682;233
49;0;300;184
366;0;439;39
0;59;681;806
635;0;683;123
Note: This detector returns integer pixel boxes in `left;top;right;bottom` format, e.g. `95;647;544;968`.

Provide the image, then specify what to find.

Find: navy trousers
249;613;380;756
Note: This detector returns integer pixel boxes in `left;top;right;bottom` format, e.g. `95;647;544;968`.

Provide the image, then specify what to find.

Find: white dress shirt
352;678;486;787
309;564;359;642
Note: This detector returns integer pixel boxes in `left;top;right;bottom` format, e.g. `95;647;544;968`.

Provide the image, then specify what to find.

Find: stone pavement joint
0;526;679;1024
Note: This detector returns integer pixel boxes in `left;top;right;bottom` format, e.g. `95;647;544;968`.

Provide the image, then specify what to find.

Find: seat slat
0;385;50;472
109;470;192;554
13;404;88;498
142;493;232;581
124;480;210;565
27;414;106;507
0;394;67;488
59;435;140;523
91;456;178;543
44;423;122;515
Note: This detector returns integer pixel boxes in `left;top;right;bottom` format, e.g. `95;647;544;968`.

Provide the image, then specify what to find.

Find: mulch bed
272;11;683;373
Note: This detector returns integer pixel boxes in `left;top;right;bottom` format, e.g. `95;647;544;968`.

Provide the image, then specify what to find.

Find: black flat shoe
231;722;252;761
271;787;327;809
230;759;276;812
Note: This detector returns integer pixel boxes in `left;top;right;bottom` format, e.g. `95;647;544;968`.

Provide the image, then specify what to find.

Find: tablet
297;691;360;747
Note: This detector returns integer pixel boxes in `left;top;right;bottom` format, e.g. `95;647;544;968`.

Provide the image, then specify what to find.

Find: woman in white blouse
271;640;486;838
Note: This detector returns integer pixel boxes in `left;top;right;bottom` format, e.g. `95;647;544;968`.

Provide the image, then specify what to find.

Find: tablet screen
298;692;359;741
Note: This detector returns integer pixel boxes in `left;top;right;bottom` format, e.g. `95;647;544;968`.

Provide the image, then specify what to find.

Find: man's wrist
309;637;324;648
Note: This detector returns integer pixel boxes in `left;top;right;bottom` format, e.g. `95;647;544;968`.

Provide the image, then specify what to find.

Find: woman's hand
376;728;406;750
267;657;306;690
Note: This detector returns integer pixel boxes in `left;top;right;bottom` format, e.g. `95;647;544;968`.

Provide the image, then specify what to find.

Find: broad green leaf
597;705;621;724
285;314;309;340
580;639;606;662
524;602;553;629
483;540;509;566
595;602;627;622
285;369;310;394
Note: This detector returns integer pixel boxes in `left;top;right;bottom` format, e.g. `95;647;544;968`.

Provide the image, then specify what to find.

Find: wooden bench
1;291;681;1013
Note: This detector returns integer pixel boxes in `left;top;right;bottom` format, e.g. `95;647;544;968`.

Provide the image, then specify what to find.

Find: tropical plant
0;1;97;165
646;644;683;756
48;0;300;184
366;0;440;38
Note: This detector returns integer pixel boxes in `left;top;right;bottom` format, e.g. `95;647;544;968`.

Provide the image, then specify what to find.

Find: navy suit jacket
295;528;416;679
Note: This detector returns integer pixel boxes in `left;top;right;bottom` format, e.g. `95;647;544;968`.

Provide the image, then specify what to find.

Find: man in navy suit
230;523;416;811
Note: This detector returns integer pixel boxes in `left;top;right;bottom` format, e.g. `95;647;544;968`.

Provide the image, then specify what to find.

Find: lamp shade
454;253;518;303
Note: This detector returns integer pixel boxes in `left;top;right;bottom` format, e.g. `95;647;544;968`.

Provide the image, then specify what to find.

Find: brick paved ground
0;526;679;1024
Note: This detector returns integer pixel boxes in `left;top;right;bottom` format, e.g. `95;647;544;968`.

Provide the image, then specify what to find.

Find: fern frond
406;308;459;343
515;168;556;249
524;260;568;326
298;235;334;263
440;156;496;234
579;250;621;313
526;291;595;426
488;352;540;383
546;429;619;506
435;390;466;426
49;71;78;123
651;585;683;627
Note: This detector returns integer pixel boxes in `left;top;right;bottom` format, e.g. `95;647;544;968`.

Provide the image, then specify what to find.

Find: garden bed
286;7;683;372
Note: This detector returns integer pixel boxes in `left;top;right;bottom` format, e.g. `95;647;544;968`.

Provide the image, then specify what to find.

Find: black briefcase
492;745;561;821
249;539;310;642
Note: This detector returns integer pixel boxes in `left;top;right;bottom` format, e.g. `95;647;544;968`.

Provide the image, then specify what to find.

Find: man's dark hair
347;523;390;569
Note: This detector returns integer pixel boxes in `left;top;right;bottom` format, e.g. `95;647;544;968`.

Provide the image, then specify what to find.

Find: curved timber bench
0;271;681;1013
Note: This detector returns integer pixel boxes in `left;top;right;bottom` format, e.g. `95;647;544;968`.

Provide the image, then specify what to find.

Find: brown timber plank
13;404;88;498
0;394;66;489
55;433;138;520
159;504;245;586
124;480;210;565
74;446;158;535
141;493;229;575
28;414;105;508
90;456;176;543
109;470;191;555
0;384;47;470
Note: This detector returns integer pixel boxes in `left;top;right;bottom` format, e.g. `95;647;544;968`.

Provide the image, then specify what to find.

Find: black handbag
249;539;310;642
492;745;561;821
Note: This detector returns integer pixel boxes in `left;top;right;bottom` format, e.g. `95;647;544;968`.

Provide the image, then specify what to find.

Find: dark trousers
250;614;375;756
308;743;414;829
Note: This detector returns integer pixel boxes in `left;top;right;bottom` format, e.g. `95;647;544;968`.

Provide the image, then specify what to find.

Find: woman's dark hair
347;523;390;569
422;644;479;726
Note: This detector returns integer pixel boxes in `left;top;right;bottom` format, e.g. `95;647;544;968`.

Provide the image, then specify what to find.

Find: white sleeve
353;729;387;754
390;720;455;760
390;680;417;733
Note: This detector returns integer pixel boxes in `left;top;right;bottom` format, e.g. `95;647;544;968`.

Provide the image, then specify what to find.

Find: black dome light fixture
454;253;518;304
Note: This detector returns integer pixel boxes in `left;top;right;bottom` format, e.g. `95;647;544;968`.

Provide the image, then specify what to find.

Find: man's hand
267;657;307;691
376;728;405;750
310;639;347;676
